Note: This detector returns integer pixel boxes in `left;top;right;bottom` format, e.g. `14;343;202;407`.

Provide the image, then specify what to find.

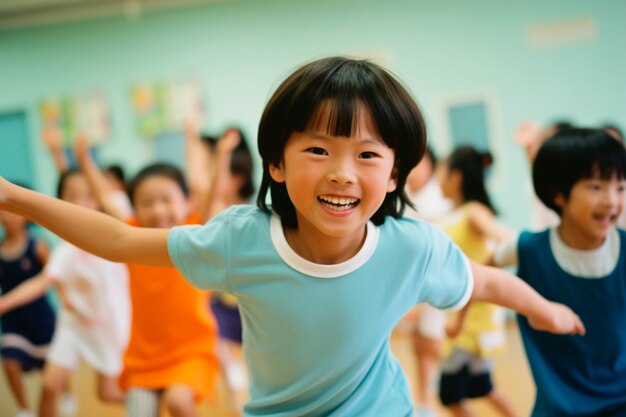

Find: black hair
533;128;626;215
200;133;219;149
602;123;624;143
447;146;497;214
549;120;574;134
105;164;126;184
256;56;426;228
56;169;82;199
127;163;189;206
228;128;255;200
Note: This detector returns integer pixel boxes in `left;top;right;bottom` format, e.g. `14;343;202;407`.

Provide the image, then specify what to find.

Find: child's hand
445;316;465;339
528;302;585;336
217;129;241;156
514;122;542;149
42;126;63;151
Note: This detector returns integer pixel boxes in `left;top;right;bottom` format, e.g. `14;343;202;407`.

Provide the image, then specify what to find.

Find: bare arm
470;260;585;335
74;134;125;221
184;121;215;220
201;129;241;221
514;122;543;165
446;301;471;339
0;178;172;267
0;273;53;315
35;239;50;265
42;127;69;173
466;202;514;243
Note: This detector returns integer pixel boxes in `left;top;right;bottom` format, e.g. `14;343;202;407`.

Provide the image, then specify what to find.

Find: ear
450;171;462;188
269;163;285;183
387;167;398;193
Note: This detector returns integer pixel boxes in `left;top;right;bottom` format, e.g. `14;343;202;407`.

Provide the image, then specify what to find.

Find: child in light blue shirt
0;56;584;417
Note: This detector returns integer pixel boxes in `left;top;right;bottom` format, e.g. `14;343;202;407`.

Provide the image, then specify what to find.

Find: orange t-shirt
119;214;219;401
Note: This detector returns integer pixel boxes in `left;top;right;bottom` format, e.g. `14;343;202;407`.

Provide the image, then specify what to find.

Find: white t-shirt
46;242;131;356
493;227;620;278
405;177;452;222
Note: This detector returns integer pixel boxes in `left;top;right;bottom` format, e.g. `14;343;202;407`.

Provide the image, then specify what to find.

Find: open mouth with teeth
592;213;617;224
318;196;360;212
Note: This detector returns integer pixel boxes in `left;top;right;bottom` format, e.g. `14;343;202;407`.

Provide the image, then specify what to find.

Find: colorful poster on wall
130;78;203;139
40;92;110;146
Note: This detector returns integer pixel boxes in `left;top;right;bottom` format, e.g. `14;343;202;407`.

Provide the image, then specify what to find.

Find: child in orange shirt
74;139;219;417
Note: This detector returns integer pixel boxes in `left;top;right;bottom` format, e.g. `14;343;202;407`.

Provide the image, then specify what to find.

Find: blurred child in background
186;122;255;412
493;129;626;417
436;146;517;417
74;136;220;417
0;205;55;417
0;170;130;417
401;147;452;417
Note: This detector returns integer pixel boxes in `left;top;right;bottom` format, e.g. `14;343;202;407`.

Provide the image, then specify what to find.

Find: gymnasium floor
0;321;534;417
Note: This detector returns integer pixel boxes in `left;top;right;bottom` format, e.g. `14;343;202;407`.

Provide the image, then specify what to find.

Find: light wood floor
0;321;534;417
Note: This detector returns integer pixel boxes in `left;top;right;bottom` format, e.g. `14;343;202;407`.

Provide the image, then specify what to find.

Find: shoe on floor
59;393;78;417
14;409;35;417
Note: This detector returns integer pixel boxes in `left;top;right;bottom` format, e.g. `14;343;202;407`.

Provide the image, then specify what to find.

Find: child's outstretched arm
0;273;53;315
470;261;585;335
0;178;172;267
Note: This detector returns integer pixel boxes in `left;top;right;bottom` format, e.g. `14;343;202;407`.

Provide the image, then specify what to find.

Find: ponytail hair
447;146;497;214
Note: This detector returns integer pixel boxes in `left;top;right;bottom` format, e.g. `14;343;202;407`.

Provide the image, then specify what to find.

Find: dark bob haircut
57;169;82;199
533;128;626;215
127;162;189;206
256;56;426;228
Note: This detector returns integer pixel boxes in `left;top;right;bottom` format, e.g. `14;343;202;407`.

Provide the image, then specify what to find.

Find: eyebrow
307;132;384;145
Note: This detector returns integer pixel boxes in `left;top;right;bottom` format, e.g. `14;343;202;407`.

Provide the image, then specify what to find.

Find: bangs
305;99;378;139
585;158;626;182
573;131;626;182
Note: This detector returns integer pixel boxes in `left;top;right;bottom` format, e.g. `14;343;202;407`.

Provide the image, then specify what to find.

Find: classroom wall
1;0;624;229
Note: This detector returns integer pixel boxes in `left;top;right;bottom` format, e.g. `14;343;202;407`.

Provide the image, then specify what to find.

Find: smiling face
60;173;99;211
132;175;189;229
556;173;625;249
269;111;397;257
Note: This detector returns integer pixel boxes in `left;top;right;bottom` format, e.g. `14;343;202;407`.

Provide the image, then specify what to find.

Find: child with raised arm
0;208;55;417
0;56;583;417
400;146;452;417
74;139;220;417
186;123;254;412
1;170;130;417
492;128;626;417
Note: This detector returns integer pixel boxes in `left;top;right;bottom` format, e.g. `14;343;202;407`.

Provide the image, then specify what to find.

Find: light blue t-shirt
168;205;472;417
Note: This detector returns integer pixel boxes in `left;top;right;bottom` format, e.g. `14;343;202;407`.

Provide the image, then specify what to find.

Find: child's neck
0;230;28;255
556;222;605;250
283;224;367;265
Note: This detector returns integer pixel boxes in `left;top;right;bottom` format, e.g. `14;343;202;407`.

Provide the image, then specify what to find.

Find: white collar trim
549;227;620;278
270;214;379;278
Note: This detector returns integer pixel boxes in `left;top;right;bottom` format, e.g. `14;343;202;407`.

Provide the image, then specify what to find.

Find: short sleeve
492;235;520;268
45;242;74;283
420;226;473;311
167;212;231;292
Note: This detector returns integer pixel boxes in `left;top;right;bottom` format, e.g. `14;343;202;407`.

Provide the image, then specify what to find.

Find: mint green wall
1;0;624;229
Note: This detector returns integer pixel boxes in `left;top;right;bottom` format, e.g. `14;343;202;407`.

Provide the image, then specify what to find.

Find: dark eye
359;152;378;159
306;147;327;156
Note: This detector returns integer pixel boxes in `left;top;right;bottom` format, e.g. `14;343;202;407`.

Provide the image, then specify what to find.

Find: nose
326;157;356;185
604;186;621;207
